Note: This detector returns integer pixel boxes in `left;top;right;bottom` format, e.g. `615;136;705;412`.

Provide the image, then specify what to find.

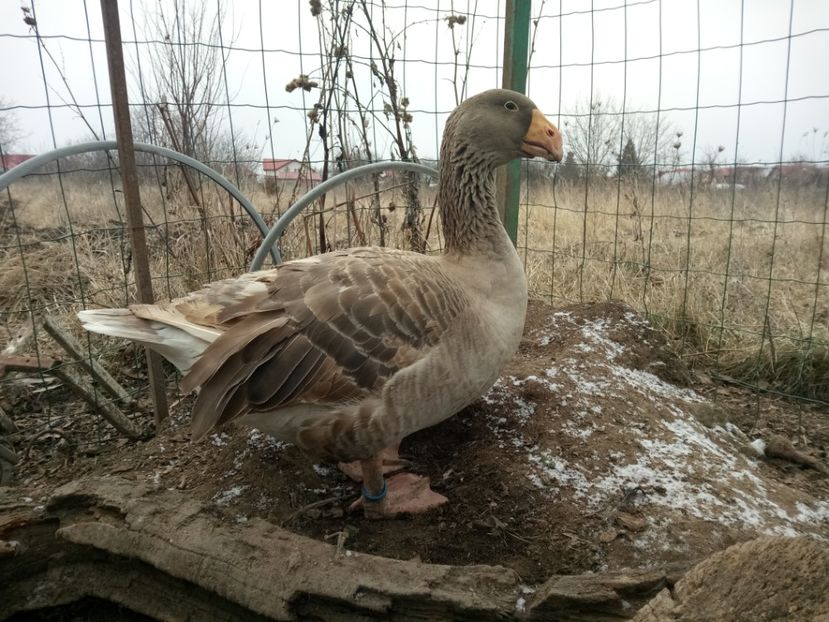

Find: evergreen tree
558;150;581;181
617;137;643;178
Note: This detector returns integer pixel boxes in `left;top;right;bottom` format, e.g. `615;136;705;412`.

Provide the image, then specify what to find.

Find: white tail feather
78;308;214;374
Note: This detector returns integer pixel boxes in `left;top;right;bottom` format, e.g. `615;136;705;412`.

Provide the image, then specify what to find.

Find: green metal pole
498;0;532;245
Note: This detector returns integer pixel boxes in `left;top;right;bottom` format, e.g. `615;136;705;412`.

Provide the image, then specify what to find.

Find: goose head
444;89;564;168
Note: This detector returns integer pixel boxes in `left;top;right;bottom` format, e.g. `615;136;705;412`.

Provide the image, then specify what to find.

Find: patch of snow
527;448;591;495
483;383;536;425
515;597;526;612
210;432;229;447
793;500;829;525
527;473;545;489
213;485;247;506
497;309;828;541
513;397;535;423
255;492;272;511
313;463;334;477
558;364;612;396
247;428;290;452
623;311;652;328
609;366;702;402
749;438;767;456
579;318;625;360
562;419;595;439
526;374;563;392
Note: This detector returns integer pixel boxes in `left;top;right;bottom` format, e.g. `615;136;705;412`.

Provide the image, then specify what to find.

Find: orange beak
521;109;564;162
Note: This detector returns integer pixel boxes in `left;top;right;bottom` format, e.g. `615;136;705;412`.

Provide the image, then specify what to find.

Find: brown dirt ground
2;300;828;587
633;536;829;622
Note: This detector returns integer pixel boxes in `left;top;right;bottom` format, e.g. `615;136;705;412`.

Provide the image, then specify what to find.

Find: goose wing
175;248;469;440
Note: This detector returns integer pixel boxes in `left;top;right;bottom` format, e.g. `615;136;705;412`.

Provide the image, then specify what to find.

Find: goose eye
504;100;518;112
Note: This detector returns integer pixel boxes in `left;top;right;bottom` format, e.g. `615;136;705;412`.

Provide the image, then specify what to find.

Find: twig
282;495;345;525
0;406;18;434
41;315;132;404
0;442;18;465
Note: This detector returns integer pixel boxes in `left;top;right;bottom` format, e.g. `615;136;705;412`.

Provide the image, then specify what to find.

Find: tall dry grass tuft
0;172;439;332
1;172;826;401
519;178;829;400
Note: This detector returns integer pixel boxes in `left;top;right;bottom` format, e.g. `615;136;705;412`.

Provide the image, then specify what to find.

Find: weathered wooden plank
0;477;691;621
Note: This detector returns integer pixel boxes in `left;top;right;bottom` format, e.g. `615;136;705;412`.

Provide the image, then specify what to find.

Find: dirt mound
4;300;828;586
634;536;829;622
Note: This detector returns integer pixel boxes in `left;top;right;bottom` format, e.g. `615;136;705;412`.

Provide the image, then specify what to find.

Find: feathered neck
438;128;510;256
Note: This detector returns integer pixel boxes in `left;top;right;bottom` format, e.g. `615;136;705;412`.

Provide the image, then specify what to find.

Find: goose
78;89;563;518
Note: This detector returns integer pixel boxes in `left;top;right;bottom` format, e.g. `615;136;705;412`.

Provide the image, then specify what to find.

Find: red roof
275;170;322;182
0;154;35;170
262;158;296;172
262;158;322;182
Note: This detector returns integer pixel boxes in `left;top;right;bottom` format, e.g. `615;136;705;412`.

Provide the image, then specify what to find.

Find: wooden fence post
497;0;532;245
100;0;169;426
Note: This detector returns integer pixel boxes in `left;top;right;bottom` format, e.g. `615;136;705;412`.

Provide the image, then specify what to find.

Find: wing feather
181;249;468;440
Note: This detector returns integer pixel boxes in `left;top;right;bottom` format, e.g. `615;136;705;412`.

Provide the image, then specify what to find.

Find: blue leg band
362;479;388;502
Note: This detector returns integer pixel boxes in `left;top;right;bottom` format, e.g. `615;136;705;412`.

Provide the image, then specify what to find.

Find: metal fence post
497;0;532;245
100;0;169;426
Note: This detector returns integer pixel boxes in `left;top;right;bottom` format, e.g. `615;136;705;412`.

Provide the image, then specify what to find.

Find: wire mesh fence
0;0;827;466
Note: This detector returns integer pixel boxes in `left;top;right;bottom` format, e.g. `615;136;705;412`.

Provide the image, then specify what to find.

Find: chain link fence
0;0;826;468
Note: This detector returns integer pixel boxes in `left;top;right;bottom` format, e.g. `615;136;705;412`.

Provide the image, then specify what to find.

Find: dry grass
518;179;828;400
1;171;827;401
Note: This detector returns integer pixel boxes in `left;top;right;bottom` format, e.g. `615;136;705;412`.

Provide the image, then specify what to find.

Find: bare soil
633;536;829;622
2;300;828;588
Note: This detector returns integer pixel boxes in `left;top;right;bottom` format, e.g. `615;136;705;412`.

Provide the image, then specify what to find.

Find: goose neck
438;152;508;255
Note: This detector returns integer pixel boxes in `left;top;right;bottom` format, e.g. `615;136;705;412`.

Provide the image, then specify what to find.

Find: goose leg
349;450;449;519
358;453;389;520
338;443;408;482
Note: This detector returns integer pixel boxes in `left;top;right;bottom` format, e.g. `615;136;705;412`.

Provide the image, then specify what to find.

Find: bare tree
132;0;257;181
700;144;726;185
283;2;481;253
357;0;424;252
562;98;619;178
0;99;21;151
288;0;443;252
563;95;681;178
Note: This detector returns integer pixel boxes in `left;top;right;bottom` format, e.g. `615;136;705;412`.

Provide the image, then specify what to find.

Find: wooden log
0;477;687;621
48;364;145;440
632;537;829;622
0;354;58;375
0;354;144;441
528;566;687;621
0;406;17;434
42;315;133;404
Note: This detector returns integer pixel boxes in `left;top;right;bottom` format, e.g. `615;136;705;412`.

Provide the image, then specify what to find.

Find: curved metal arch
0;140;279;265
249;161;439;271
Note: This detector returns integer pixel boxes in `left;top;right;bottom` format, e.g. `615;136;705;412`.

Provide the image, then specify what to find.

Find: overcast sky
1;0;828;166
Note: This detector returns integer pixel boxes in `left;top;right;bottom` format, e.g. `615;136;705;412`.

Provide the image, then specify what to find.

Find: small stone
616;512;647;532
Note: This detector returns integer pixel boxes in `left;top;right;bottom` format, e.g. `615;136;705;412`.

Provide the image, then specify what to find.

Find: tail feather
78;308;214;374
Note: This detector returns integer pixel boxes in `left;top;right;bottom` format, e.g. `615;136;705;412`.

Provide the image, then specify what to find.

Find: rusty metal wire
0;0;826;473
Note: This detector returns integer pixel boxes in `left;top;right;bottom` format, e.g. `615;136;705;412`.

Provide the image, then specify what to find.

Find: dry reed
1;172;826;401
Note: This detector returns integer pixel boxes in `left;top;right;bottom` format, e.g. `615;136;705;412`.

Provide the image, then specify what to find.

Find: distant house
765;163;828;186
658;164;770;188
262;158;322;184
0;153;35;173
